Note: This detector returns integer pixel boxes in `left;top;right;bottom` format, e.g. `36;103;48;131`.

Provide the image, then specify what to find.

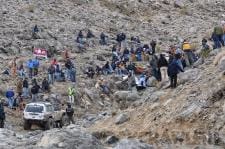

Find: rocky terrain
0;0;225;148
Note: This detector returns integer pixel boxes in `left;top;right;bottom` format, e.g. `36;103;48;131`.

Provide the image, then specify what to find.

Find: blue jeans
22;87;29;98
55;72;61;81
8;97;14;108
66;69;71;80
48;74;54;84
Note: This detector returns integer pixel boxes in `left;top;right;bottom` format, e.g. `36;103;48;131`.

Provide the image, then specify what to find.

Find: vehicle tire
44;118;55;130
24;120;31;130
60;115;68;128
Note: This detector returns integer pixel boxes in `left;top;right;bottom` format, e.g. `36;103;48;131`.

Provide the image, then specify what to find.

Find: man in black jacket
22;78;29;98
158;54;168;81
31;82;40;102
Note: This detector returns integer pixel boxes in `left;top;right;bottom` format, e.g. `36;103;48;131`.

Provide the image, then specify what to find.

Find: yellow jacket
182;42;192;51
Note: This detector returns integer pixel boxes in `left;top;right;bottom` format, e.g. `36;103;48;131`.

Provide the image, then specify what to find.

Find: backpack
31;85;39;94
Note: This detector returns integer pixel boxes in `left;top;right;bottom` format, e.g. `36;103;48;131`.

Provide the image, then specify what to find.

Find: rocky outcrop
0;125;103;149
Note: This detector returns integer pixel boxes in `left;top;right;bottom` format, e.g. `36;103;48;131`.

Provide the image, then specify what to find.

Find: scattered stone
115;113;130;125
105;136;119;144
174;0;185;8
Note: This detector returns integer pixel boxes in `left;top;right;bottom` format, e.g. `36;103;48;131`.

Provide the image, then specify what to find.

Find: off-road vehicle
23;102;67;130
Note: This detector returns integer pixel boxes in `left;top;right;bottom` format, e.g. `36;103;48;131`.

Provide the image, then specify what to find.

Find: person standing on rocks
32;57;39;76
86;29;95;47
22;78;29;98
42;78;50;93
27;59;34;78
158;54;169;82
10;57;17;78
68;86;75;105
32;25;39;39
66;103;75;124
30;81;40;102
212;25;224;49
48;64;55;84
222;21;225;45
182;40;195;67
100;32;108;45
16;78;23;99
65;59;73;81
167;54;184;88
0;101;5;128
150;40;157;55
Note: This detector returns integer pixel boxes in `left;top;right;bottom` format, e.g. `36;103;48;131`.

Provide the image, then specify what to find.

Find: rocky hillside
0;0;225;149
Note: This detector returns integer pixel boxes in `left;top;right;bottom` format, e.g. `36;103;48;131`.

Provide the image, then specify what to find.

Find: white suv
23;102;67;130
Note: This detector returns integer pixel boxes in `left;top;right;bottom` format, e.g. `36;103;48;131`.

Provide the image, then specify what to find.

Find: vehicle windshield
25;105;44;113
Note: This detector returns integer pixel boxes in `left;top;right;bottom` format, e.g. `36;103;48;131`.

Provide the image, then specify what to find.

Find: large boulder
178;68;200;84
114;91;140;102
37;125;104;149
114;139;154;149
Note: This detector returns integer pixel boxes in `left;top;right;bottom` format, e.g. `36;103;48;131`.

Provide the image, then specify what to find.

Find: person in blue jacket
6;88;15;109
167;54;184;88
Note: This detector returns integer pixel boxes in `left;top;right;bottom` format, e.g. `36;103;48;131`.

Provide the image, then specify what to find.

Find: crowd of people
0;22;224;128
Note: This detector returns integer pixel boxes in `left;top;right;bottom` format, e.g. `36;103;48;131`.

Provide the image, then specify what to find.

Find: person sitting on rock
86;29;95;38
66;103;75;124
135;74;147;91
42;78;50;92
201;38;211;61
76;30;84;43
97;78;110;96
85;67;95;79
96;65;102;76
102;61;113;75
